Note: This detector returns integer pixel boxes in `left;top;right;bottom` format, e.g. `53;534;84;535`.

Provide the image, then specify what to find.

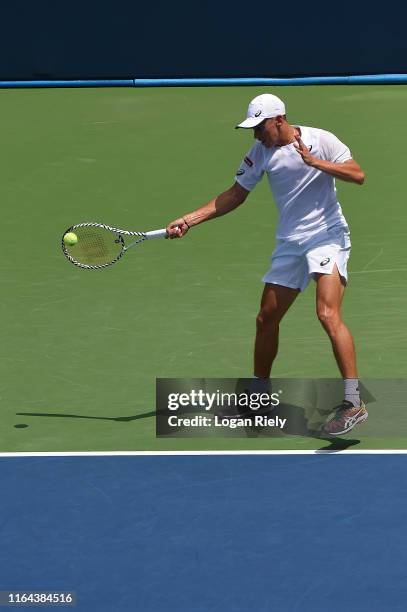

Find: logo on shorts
320;257;331;266
236;169;245;176
244;156;253;167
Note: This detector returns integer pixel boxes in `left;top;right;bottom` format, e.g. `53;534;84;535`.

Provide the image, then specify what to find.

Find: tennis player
166;93;367;436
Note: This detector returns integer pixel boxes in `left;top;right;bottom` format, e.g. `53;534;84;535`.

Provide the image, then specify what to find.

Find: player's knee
317;305;340;335
256;308;281;330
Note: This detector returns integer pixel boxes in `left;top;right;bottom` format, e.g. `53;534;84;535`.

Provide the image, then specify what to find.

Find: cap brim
235;116;264;129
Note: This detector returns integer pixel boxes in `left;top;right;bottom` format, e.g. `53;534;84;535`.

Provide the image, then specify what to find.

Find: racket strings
61;222;163;270
66;227;124;266
86;232;117;256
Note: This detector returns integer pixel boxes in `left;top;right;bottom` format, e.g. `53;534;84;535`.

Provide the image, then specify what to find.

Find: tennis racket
62;222;168;270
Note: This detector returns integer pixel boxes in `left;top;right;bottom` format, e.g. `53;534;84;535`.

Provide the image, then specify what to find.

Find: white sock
344;378;360;407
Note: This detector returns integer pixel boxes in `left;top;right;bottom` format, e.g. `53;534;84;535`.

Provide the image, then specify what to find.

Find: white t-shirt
235;126;352;242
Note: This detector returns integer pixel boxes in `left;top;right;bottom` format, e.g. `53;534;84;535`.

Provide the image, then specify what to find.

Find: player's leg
315;265;356;378
254;283;299;378
255;241;306;381
217;283;298;420
315;265;368;434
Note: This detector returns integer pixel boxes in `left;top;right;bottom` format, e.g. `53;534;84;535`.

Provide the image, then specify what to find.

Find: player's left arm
294;136;365;185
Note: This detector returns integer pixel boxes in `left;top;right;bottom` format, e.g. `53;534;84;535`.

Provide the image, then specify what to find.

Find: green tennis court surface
1;85;406;451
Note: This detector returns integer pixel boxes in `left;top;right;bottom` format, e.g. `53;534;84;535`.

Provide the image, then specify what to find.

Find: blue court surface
0;454;406;611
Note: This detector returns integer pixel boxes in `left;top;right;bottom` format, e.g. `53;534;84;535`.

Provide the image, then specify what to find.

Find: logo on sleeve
236;169;245;176
320;257;331;266
244;156;253;167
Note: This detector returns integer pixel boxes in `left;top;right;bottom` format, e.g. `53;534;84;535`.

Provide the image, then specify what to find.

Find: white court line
351;268;407;274
0;450;406;457
362;247;384;271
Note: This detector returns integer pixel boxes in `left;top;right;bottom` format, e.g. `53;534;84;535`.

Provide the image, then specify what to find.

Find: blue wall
1;0;406;80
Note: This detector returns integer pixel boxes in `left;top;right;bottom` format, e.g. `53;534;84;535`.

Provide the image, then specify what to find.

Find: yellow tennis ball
64;232;78;246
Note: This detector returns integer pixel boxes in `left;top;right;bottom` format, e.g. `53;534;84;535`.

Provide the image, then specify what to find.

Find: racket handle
144;228;168;240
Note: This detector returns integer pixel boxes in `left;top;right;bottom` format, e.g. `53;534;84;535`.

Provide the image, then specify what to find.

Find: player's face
253;117;280;147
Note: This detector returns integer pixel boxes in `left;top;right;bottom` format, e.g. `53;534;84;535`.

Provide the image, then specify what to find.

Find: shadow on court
15;411;158;422
315;436;361;452
15;406;361;451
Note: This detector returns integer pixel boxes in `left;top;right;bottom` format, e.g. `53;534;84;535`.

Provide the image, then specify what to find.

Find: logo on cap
254;110;262;117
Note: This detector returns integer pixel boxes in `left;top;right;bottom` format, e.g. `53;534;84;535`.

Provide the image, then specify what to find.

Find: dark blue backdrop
2;0;407;80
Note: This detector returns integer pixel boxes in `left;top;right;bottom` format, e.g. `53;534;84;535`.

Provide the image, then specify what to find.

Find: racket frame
62;222;167;270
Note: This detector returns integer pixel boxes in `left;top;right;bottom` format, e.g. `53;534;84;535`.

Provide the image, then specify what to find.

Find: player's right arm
166;182;250;238
167;142;264;238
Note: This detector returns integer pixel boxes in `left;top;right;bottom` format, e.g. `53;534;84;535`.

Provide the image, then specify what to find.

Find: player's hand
166;217;190;239
293;135;316;166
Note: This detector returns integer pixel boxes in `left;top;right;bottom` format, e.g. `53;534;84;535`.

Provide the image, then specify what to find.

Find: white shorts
262;227;351;292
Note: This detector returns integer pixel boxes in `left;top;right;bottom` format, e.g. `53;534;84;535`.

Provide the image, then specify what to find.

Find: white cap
236;93;286;129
